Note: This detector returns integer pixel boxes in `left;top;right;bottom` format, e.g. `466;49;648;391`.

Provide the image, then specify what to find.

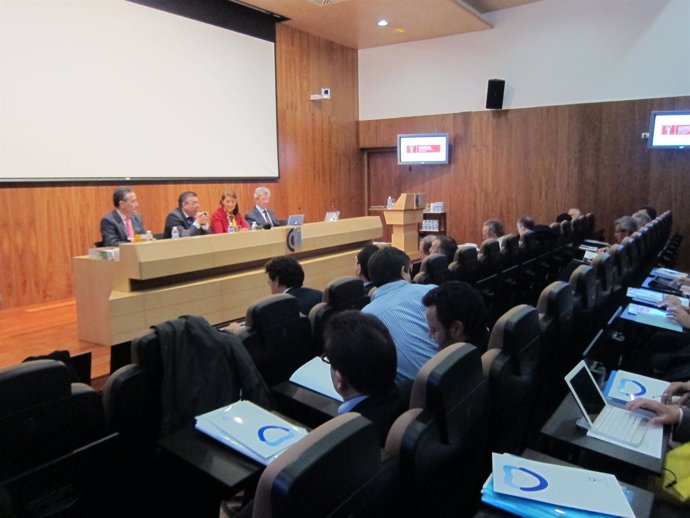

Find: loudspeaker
485;79;505;110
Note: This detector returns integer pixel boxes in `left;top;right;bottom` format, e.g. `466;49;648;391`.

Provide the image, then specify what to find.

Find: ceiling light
377;19;388;27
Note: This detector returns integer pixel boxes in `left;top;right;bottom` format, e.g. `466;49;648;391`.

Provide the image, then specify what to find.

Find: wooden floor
0;298;111;381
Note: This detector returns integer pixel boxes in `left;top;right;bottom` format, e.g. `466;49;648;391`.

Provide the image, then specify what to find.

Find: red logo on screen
662;125;690;135
406;145;441;154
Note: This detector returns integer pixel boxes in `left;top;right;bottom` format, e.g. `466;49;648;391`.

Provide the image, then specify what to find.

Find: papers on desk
195;400;308;465
604;370;670;404
626;286;689;306
481;453;635;518
651;267;688;280
621;303;683;332
289;356;344;402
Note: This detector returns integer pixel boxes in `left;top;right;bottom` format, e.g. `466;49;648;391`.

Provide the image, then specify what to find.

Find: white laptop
287;214;305;226
324;211;340;222
564;361;650;446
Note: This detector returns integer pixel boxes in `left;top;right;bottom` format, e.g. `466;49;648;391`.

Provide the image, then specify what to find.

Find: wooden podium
73;217;382;346
383;193;425;260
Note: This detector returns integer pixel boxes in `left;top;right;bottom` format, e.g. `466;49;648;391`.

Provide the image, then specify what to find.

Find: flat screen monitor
397;133;450;165
648;110;690;149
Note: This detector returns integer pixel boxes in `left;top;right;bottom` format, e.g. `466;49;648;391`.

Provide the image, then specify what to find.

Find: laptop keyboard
594;406;648;446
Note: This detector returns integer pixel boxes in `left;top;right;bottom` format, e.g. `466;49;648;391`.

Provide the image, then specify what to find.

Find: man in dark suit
355;243;379;294
163;191;211;238
324;310;407;446
265;256;322;316
100;187;145;246
244;186;286;228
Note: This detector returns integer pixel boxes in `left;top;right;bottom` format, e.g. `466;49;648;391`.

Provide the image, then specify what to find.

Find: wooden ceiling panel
236;0;496;49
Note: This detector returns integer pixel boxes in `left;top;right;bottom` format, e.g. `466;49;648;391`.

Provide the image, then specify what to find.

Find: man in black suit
355;243;379;294
99;187;145;246
265;256;322;316
324;310;407;446
163;191;211;238
244;186;285;228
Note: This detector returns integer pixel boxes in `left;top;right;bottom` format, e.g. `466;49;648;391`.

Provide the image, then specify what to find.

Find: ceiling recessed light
377;19;388;27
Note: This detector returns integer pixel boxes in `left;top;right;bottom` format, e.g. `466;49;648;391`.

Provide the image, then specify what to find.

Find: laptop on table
564;361;650;447
287;214;305;226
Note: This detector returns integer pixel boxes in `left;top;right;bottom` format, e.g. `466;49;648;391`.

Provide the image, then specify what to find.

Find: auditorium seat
0;360;107;481
449;245;480;284
309;276;369;354
385;343;488;518
481;305;542;455
412;253;452;285
534;281;576;426
240;294;315;386
568;264;599;347
249;413;398;518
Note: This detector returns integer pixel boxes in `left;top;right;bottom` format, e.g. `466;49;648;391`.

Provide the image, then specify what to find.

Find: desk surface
540;393;667;475
272;381;340;429
474;449;655;518
158;427;263;494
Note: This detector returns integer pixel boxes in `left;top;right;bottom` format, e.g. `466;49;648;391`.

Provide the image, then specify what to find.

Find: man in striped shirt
362;247;439;382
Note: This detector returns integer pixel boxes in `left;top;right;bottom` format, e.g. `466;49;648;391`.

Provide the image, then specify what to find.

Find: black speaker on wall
485;79;505;110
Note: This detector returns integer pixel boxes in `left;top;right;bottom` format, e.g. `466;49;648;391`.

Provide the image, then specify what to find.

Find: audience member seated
163;191;210;238
632;209;651;229
210;188;249;233
626;380;690;442
613;215;638;244
482;218;506;247
413;235;436;277
244;186;285;228
568;207;582;219
265;256;323;316
430;235;458;264
362;247;439;382
639;205;657;220
555;212;572;223
355;243;379;294
516;215;535;241
323;310;407;445
100;187;145;246
422;281;489;353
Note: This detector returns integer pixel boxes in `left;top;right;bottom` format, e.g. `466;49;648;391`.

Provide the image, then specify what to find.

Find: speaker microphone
486;79;505;110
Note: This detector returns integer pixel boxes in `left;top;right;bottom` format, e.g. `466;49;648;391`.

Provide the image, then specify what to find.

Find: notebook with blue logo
603;370;670;404
195;400;308;465
484;453;634;518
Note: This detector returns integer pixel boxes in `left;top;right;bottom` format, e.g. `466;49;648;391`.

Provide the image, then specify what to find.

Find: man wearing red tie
163;191;211;238
100;187;146;246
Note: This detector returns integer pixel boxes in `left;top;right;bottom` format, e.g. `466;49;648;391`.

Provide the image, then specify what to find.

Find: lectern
383;193;425;260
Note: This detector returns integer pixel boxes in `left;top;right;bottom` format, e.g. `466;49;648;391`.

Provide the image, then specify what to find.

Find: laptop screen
565;361;607;423
287;214;304;226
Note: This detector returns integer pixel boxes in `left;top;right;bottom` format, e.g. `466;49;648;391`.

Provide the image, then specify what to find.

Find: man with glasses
323;310;406;445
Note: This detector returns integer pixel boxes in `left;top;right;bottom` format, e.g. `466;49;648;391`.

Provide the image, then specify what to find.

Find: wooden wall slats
365;97;690;271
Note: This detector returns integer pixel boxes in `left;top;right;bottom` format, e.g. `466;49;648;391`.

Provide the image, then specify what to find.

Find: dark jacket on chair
154;315;273;435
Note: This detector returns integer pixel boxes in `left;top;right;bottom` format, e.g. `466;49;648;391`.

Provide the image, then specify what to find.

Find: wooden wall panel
363;96;690;270
0;25;362;309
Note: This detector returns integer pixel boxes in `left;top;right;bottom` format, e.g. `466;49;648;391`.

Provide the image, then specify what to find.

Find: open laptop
287;214;305;226
324;211;340;222
564;360;650;446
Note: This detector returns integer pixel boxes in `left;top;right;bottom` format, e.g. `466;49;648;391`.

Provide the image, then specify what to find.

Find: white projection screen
0;0;279;181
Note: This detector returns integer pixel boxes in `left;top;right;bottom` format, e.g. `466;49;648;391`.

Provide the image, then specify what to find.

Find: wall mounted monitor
397;133;450;165
648;110;690;149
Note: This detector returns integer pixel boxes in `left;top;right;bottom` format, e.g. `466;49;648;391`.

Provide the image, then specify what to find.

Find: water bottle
145;230;154;241
251;221;258;231
171;226;180;240
227;223;235;233
386;196;394;209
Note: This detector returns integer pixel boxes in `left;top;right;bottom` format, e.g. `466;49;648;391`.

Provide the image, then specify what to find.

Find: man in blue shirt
362;246;438;382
